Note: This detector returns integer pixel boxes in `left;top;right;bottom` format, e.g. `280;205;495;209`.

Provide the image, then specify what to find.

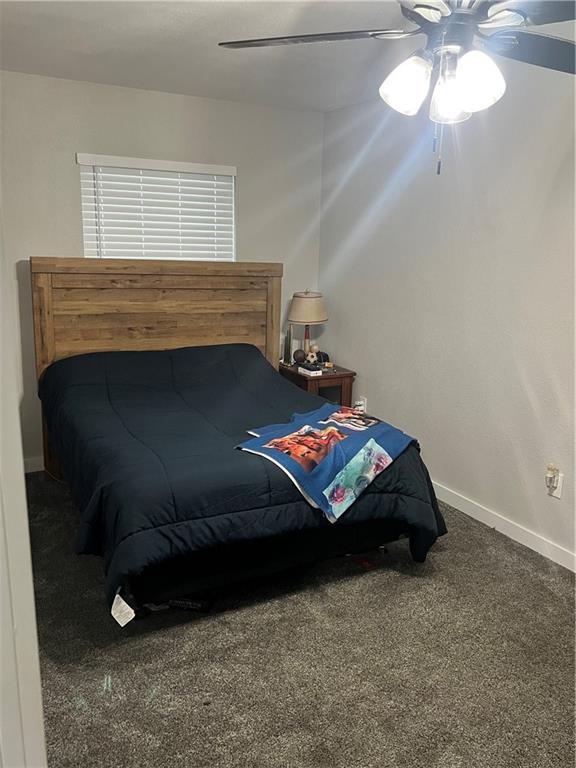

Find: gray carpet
26;472;574;768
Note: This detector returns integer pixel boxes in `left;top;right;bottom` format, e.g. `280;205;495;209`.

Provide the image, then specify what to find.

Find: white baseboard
24;456;44;474
433;480;575;573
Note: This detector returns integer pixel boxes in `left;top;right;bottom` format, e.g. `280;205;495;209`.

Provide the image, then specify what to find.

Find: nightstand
279;363;356;407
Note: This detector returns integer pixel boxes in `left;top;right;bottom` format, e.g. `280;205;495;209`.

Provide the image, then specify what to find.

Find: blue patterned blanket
238;404;415;522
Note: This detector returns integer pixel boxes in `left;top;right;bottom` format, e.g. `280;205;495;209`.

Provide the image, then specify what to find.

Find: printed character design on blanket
318;407;380;432
239;403;414;522
323;439;392;519
264;425;348;473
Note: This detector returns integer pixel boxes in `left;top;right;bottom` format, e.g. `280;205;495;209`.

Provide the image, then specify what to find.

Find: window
77;154;236;260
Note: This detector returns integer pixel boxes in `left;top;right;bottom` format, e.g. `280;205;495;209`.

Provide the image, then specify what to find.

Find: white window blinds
78;154;236;260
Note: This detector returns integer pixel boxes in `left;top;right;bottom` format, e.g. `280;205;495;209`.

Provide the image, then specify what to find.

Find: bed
31;257;445;613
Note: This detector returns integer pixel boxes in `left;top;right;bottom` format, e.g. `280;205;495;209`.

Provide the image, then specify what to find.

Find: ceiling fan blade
401;4;438;27
410;4;444;23
478;10;527;28
517;1;576;25
479;1;575;26
482;29;576;73
219;29;421;49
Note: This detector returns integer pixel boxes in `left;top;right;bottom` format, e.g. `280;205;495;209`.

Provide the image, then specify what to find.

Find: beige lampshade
287;290;328;325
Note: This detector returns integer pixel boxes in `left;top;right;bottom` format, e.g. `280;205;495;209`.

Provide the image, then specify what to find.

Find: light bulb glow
381;47;506;124
379;54;432;116
429;74;472;124
456;50;506;113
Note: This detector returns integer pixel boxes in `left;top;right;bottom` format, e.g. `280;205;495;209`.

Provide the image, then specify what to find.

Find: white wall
0;71;324;463
318;60;575;565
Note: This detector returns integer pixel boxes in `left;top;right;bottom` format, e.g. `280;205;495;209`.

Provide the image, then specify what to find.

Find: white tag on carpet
111;592;135;627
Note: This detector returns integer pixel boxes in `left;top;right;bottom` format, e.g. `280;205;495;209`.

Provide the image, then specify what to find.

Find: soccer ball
306;351;318;365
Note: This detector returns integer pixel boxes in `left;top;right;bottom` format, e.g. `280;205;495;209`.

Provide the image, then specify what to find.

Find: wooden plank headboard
30;257;282;378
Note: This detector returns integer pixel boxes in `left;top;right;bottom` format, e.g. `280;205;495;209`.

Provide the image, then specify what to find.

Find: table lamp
287;290;328;355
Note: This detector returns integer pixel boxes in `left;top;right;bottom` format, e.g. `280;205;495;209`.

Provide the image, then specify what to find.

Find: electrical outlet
354;396;367;413
551;472;564;499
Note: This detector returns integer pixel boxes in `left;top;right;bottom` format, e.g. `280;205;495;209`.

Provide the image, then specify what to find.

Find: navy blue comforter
39;344;446;604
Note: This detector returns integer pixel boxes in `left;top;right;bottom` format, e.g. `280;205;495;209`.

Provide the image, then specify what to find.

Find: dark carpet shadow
26;471;434;660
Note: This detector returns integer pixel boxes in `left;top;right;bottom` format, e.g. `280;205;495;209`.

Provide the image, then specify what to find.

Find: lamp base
304;324;310;354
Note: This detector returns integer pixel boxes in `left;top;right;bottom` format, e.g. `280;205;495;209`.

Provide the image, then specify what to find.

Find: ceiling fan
219;1;575;127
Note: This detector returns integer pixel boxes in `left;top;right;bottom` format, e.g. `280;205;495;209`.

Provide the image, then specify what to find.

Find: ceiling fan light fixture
429;74;471;124
379;52;433;116
456;50;506;112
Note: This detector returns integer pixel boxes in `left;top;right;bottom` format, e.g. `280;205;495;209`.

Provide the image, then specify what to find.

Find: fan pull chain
436;123;445;175
432;122;445;175
434;34;447;175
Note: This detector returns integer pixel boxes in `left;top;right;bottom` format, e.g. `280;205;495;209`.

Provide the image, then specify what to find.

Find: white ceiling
0;1;428;111
0;2;573;112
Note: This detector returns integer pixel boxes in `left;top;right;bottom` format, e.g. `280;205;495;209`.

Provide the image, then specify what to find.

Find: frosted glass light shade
429;75;471;124
379;54;433;116
287;291;328;325
457;50;506;113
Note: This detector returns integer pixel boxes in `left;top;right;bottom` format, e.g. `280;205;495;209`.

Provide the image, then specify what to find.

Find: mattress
39;343;446;604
